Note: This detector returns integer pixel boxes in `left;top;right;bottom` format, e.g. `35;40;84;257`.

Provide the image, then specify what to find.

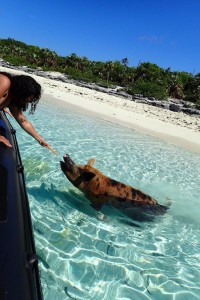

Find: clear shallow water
10;98;200;300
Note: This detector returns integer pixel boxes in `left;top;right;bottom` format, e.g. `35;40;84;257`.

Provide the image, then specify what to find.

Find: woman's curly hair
0;72;42;114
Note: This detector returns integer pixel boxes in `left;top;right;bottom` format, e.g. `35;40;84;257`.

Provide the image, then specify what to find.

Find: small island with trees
0;38;199;108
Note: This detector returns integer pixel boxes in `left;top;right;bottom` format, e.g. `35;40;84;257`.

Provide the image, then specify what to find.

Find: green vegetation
0;38;200;105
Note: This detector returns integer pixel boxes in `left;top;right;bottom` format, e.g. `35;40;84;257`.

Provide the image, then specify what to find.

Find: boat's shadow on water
28;183;168;228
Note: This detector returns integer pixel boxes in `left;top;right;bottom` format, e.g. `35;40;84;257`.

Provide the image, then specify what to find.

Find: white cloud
138;35;163;44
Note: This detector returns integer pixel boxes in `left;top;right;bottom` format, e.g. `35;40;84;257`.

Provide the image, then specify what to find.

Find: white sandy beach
1;66;200;154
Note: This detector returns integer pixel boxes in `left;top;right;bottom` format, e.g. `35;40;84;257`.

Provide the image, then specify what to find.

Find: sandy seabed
1;66;200;154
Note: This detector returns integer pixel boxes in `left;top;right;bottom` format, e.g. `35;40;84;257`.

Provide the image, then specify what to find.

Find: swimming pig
60;154;167;215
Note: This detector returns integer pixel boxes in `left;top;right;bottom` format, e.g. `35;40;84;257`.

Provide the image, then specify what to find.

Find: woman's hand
0;135;12;148
3;108;14;118
38;138;49;148
38;139;58;155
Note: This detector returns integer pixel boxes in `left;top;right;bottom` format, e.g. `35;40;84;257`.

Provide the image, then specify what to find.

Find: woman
0;71;49;148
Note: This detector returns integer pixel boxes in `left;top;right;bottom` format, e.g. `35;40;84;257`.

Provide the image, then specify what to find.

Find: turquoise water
11;97;200;300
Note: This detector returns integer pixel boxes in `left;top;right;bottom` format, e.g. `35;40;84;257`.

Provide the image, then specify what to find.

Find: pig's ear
82;171;96;181
87;158;96;166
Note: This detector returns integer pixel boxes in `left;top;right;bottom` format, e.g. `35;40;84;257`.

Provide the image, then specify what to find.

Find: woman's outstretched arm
9;106;49;147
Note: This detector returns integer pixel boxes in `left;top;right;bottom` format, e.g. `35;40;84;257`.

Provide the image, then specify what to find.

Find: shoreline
1;66;200;154
43;93;200;154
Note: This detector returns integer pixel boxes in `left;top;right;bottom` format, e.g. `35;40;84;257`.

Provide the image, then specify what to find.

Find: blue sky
0;0;199;74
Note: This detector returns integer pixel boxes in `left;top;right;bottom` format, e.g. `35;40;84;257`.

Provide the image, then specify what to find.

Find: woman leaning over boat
0;71;50;148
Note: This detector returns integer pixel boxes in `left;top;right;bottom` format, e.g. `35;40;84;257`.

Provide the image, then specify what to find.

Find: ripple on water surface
10;99;200;300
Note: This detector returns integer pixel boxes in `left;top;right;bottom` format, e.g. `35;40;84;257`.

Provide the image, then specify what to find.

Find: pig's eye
77;168;83;175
